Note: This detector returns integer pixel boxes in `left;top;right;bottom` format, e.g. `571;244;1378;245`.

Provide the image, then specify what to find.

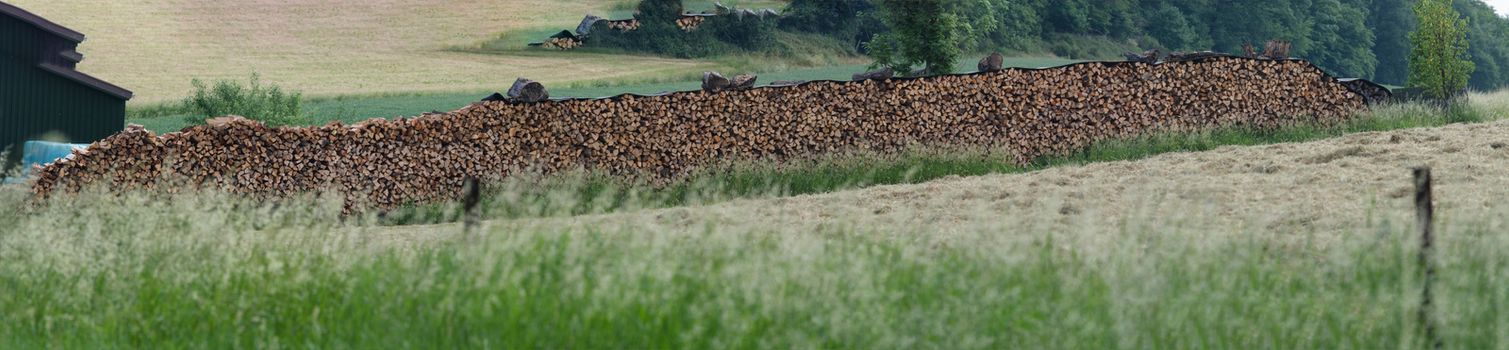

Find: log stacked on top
31;56;1371;210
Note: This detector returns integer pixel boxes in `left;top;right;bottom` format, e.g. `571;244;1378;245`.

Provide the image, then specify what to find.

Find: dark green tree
1369;0;1417;85
992;0;1045;50
779;0;874;35
1409;0;1475;100
1453;0;1509;90
1208;0;1306;54
1144;3;1205;50
866;0;962;75
1044;0;1093;33
1305;0;1378;78
947;0;1005;52
636;0;683;23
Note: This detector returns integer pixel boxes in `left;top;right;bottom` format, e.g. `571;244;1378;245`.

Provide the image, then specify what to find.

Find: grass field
15;0;1509;346
5;0;762;103
5;112;1509;347
3;94;1506;348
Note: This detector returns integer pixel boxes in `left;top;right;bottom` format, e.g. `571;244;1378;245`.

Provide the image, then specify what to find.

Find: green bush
866;0;961;76
1409;0;1474;102
778;0;873;36
585;0;780;58
182;74;306;127
702;14;778;51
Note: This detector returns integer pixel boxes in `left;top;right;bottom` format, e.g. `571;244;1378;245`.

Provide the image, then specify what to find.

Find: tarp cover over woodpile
32;56;1373;210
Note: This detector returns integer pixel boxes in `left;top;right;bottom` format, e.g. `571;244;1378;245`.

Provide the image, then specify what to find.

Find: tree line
780;0;1509;90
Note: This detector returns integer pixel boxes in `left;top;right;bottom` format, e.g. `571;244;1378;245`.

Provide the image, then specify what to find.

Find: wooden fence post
1414;166;1442;349
462;177;481;234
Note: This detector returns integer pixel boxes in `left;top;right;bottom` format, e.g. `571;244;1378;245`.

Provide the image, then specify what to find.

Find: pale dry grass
8;0;717;102
1472;89;1509;118
675;120;1508;238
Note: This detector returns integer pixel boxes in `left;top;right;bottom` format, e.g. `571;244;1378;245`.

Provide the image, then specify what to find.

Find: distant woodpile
676;15;707;31
603;19;640;32
541;37;582;50
32;56;1373;210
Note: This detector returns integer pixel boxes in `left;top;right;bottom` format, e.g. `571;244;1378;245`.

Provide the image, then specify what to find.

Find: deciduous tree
1409;0;1475;101
866;0;961;76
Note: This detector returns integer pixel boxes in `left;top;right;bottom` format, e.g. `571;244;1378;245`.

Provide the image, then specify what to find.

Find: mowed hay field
6;0;780;102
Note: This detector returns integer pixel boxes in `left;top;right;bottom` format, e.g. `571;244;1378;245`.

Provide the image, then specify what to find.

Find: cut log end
702;72;732;92
507;78;549;103
978;52;1005;72
730;74;758;91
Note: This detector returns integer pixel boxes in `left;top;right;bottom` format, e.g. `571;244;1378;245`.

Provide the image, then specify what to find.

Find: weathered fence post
1413;166;1442;349
462;177;481;234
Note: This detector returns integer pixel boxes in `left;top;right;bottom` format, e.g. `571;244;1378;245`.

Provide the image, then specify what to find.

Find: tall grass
5;92;1507;348
2;179;1508;348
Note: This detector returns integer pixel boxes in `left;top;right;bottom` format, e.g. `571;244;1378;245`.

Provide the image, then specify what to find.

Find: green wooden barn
1;2;132;169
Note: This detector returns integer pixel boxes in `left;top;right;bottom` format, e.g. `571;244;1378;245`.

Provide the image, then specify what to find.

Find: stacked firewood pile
1338;78;1393;105
605;19;640;32
31;56;1372;210
542;37;582;50
676;15;707;31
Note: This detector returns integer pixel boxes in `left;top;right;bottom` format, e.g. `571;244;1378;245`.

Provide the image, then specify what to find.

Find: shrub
866;0;961;76
181;74;306;127
585;0;779;58
778;0;873;36
702;14;778;51
1408;0;1474;102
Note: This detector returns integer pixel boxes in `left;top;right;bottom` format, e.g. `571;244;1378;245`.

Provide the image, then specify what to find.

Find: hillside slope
6;0;719;102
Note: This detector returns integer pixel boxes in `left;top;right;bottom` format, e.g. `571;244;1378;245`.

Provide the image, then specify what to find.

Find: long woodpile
31;56;1373;210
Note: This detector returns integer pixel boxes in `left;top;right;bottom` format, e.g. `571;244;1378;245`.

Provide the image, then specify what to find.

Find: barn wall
1;53;126;168
1;14;126;169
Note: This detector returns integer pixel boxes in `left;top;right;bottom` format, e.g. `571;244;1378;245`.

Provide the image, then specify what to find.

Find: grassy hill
7;0;789;103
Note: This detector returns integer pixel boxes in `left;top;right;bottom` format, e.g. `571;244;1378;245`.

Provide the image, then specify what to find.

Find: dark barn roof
0;1;132;100
0;2;84;42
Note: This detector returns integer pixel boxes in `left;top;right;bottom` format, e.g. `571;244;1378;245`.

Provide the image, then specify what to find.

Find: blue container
3;140;86;183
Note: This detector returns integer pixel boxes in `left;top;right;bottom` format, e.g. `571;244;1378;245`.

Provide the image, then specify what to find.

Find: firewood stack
605;19;640;32
31;56;1373;211
1338;78;1393;105
543;37;582;50
676;16;706;31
